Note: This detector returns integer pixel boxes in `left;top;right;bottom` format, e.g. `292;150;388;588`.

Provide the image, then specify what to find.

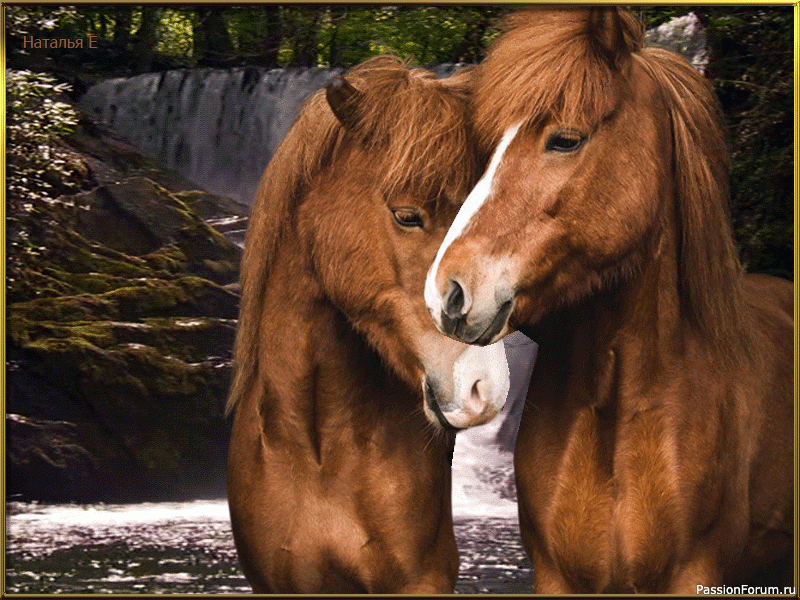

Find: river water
5;416;533;594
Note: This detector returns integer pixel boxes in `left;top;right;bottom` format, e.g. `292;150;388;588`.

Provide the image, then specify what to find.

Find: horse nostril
444;279;466;320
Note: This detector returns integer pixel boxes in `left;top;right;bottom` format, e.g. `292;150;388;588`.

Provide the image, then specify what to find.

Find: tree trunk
291;8;319;67
327;6;347;68
112;6;132;53
196;6;234;67
134;6;160;73
259;6;282;67
450;8;495;64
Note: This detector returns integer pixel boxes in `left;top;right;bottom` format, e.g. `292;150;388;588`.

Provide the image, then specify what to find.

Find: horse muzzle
422;341;510;430
426;275;516;346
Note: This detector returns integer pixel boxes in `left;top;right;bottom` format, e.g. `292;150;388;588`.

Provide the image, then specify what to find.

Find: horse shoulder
743;273;793;327
738;272;793;446
737;273;794;562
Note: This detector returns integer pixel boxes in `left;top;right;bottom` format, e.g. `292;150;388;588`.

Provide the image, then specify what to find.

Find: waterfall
79;64;466;205
80;67;342;203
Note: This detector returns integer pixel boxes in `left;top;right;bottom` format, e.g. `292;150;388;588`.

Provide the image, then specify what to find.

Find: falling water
79;67;342;203
78;64;467;205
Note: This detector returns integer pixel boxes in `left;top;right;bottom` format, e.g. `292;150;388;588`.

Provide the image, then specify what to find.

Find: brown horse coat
425;8;794;594
227;56;509;593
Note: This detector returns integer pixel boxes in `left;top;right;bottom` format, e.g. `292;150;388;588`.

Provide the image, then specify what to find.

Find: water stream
6;415;533;594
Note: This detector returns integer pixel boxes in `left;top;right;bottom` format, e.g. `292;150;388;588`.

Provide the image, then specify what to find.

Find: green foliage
309;6;503;67
4;5;81;38
154;9;195;64
628;7;690;29
704;8;794;279
5;4;502;72
5;69;80;204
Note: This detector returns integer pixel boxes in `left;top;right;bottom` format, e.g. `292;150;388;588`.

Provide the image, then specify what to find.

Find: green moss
6;268;81;303
26;334;104;354
42;268;140;295
123;183;241;283
8;275;237;328
9;311;236;369
5;98;242;503
57;246;157;278
201;259;238;276
142;244;188;274
9;293;118;322
173;189;249;221
7;316;116;349
104;276;215;318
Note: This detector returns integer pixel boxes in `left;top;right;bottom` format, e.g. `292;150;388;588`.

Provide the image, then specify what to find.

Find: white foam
451;416;518;519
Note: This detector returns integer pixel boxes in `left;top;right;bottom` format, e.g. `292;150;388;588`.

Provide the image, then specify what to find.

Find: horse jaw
419;334;510;430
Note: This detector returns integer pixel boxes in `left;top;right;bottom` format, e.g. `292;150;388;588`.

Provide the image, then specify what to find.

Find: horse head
231;57;509;430
425;8;734;346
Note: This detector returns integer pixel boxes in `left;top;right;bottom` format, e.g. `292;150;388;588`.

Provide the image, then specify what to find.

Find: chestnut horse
425;8;794;594
226;56;510;593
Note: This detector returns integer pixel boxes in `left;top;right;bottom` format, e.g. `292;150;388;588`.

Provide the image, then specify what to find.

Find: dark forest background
7;3;793;279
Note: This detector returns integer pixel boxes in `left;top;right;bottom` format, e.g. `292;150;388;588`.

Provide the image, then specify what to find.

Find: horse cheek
315;213;391;315
573;146;655;265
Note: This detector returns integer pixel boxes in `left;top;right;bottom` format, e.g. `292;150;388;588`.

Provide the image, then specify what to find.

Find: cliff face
6;116;248;503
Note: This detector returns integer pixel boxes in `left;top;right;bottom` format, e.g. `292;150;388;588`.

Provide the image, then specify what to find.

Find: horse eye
545;130;585;153
392;208;424;228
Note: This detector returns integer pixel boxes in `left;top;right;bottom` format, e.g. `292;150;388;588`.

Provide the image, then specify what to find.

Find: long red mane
474;8;746;356
227;56;479;413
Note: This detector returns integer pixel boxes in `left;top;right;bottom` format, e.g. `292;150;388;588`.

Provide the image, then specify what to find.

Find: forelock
474;8;644;149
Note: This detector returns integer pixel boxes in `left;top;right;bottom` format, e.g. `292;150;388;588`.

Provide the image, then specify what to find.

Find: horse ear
325;76;363;130
587;7;642;69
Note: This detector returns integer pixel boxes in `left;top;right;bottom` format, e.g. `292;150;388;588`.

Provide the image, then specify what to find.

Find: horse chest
526;405;687;593
256;477;378;592
270;458;437;593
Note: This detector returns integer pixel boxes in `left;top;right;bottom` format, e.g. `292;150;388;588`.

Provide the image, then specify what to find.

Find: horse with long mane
226;56;510;593
425;8;794;593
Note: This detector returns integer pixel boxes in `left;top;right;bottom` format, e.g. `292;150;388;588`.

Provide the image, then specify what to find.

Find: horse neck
245;235;435;465
529;210;747;415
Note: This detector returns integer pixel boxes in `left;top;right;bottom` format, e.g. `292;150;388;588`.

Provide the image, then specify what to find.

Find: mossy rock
6;413;143;503
67;178;242;283
142;244;189;274
8;329;231;495
135;317;237;361
7;317;116;349
173;189;249;221
6;114;241;502
107;276;240;320
8;293;118;323
8;275;239;323
8;315;233;423
5;268;82;304
8;316;236;364
42;268;143;295
55;246;157;278
40;237;161;279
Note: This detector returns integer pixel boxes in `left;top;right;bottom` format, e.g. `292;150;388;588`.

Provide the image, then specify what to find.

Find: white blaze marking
425;121;523;314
